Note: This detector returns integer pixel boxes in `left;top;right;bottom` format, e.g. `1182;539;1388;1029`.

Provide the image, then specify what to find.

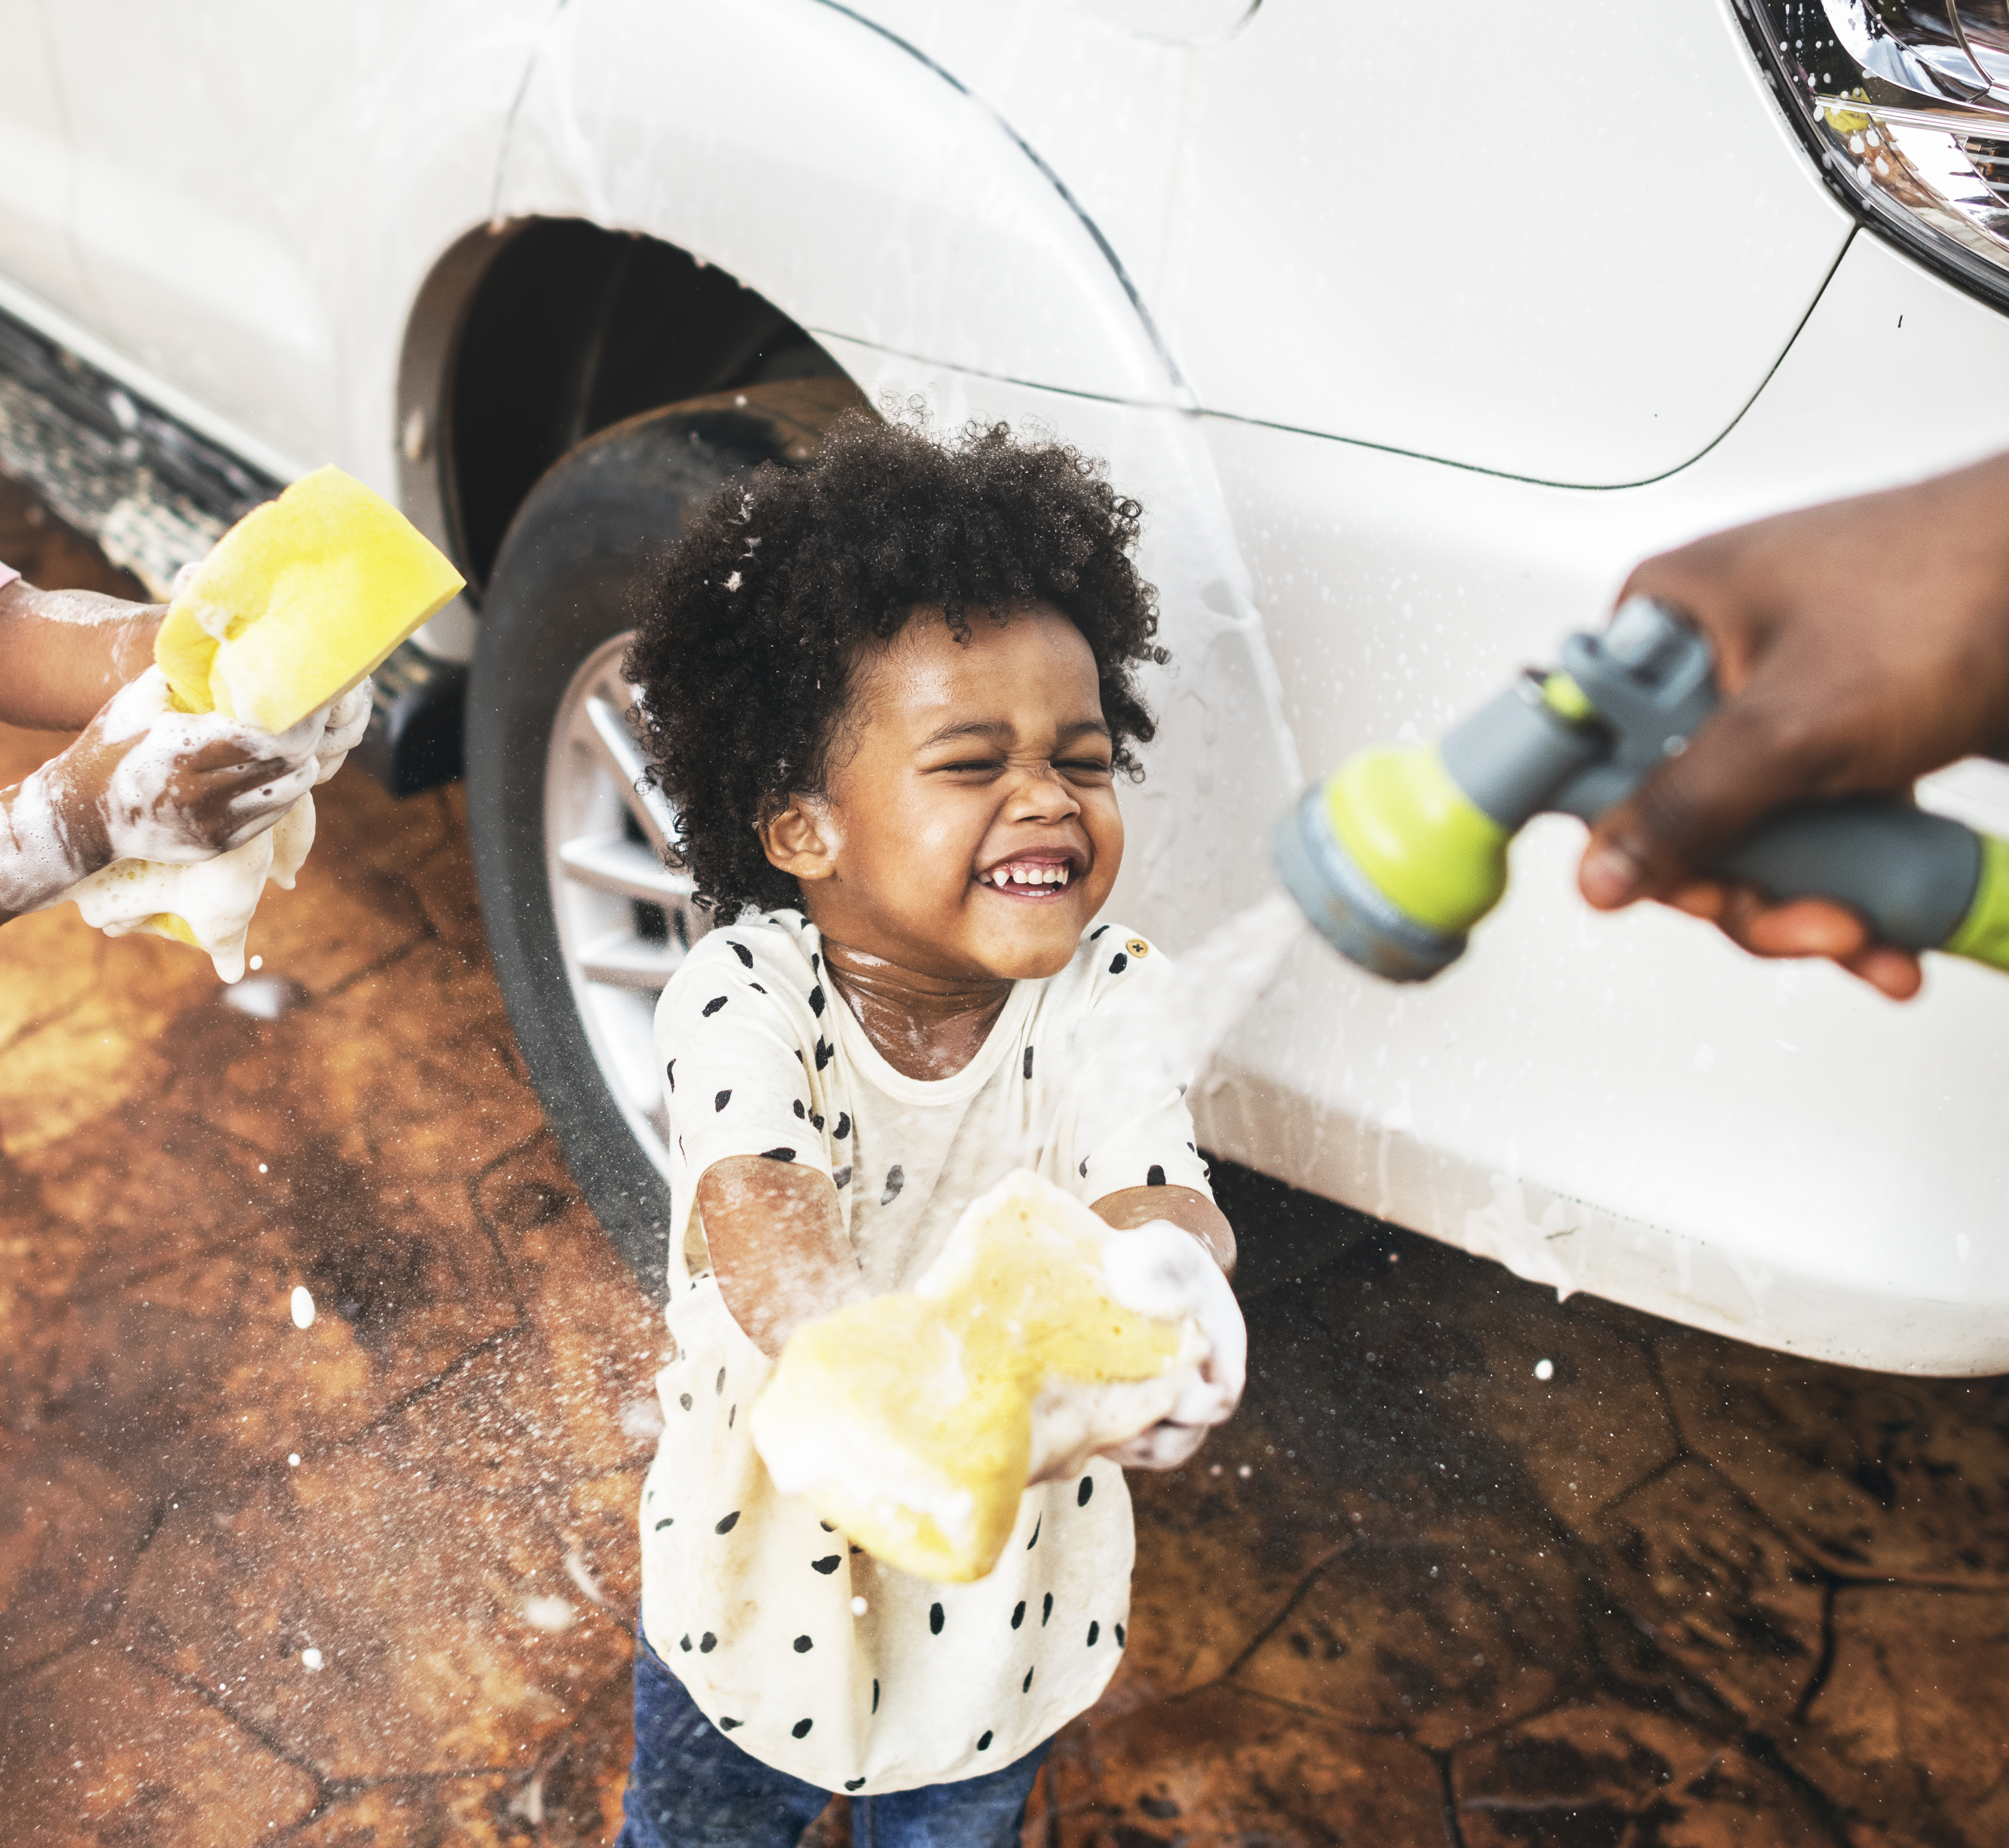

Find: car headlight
1741;0;2009;308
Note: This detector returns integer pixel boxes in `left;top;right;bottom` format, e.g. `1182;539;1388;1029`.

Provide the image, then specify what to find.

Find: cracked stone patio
5;476;2009;1846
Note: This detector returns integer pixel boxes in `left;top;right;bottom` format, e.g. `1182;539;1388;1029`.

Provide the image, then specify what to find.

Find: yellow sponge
750;1170;1206;1582
155;465;464;730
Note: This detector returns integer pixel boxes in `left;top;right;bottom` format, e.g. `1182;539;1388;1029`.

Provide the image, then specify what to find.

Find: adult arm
1579;450;2009;999
0;575;164;730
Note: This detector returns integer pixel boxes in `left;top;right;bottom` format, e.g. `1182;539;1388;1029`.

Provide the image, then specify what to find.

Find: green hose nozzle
1274;597;2009;983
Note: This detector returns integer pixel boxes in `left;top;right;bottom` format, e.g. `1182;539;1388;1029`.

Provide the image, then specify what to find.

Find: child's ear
760;795;840;884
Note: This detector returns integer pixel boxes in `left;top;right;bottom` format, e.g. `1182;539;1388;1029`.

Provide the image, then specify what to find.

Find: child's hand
1097;1221;1247;1471
57;666;331;864
313;679;373;786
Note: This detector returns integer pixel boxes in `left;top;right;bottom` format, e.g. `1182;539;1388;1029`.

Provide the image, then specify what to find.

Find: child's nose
1008;762;1081;820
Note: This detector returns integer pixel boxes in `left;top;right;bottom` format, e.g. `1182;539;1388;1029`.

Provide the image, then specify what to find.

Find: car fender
492;0;1185;410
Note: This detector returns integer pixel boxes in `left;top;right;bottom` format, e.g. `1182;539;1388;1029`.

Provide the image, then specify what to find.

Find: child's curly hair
624;414;1165;919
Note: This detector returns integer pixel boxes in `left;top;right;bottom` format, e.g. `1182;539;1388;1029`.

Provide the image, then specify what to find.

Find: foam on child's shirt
47;467;463;980
751;1168;1210;1584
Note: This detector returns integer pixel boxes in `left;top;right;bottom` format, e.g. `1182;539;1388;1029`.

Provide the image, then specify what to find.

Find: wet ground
7;477;2009;1846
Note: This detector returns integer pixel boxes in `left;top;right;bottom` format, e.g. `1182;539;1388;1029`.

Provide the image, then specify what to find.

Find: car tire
465;378;867;1292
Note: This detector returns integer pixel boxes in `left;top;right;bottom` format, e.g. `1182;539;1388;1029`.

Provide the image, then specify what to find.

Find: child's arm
701;1156;868;1360
0;576;165;730
1092;1183;1235;1279
1086;1184;1246;1474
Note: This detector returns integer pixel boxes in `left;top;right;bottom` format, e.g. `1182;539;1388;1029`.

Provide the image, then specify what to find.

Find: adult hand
1579;450;2009;999
1096;1220;1246;1471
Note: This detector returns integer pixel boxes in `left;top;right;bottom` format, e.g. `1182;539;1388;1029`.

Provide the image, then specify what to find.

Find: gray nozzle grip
1714;803;1982;952
1439;677;1604;830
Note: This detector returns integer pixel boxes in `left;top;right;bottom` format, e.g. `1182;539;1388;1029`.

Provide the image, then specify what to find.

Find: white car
5;0;2008;1372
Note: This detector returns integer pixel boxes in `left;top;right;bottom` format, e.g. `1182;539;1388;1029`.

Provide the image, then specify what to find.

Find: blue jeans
618;1629;1052;1848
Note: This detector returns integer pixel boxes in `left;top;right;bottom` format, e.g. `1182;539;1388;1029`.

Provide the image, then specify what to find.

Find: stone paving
7;477;2009;1845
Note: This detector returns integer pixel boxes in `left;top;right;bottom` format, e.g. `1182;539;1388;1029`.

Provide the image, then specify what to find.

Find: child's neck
818;936;1013;1082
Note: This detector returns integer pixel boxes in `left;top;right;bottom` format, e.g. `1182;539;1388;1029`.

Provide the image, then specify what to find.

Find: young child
618;418;1245;1846
0;564;365;925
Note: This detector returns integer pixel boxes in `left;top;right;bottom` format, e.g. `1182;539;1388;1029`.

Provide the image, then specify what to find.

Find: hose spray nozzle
1273;597;2009;982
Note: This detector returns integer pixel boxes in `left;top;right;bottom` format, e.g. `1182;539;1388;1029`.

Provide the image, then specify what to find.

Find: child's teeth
993;869;1010;887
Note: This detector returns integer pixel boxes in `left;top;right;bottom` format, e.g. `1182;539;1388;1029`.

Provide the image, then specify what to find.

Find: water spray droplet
290;1286;315;1328
301;1648;322;1670
1533;1358;1555;1382
288;1453;301;1466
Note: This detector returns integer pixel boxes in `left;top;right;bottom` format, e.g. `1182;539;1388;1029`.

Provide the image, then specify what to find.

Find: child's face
773;603;1124;981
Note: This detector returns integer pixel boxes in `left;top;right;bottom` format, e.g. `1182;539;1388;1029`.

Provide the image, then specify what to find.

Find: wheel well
425;219;845;599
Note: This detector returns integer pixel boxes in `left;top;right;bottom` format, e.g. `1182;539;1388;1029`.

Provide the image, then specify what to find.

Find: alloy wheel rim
543;631;708;1184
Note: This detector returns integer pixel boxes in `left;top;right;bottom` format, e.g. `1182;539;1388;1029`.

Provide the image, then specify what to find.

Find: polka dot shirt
639;911;1211;1795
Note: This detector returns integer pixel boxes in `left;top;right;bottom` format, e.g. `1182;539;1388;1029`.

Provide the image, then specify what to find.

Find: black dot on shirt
793;1717;813;1739
811;1111;824;1130
680;1634;692;1652
664;1060;676;1090
1078;1157;1089;1179
793;1635;814;1653
1023;1666;1035;1692
929;1602;944;1634
700;1632;717;1652
1147;1164;1166;1187
835;1113;851;1139
1109;953;1128;974
728;1403;736;1428
761;1147;796;1161
1027;1516;1041;1550
1088;1620;1100;1646
702;995;728;1017
719;1717;742;1731
715;1089;733;1112
679;1393;692;1411
1078;1475;1094;1506
1023;1045;1034;1080
793;1099;806;1118
845;1778;866;1792
1115;1623;1126;1646
977;1730;994;1751
728;940;752;968
1042;1593;1053;1626
716;1367;726;1394
715;1512;740;1535
833;1166;851;1189
810;984;826;1016
881;1165;905;1206
819;1521;835;1532
872;1679;880;1713
1011;1601;1026;1630
815;1038;833;1070
654;1518;674;1531
749;982;766;994
1091;924;1110;939
812;1554;842;1574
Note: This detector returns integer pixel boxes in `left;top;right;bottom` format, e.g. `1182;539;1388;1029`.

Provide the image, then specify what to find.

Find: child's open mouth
977;855;1077;899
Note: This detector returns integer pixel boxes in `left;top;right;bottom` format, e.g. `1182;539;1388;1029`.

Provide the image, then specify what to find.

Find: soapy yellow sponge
155;465;464;731
751;1169;1206;1583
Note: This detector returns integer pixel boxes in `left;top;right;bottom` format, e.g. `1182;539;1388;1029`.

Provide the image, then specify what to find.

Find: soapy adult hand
1094;1220;1247;1472
1579;450;2009;1000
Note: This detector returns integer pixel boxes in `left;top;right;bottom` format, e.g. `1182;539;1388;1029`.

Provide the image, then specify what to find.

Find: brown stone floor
7;477;2009;1845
